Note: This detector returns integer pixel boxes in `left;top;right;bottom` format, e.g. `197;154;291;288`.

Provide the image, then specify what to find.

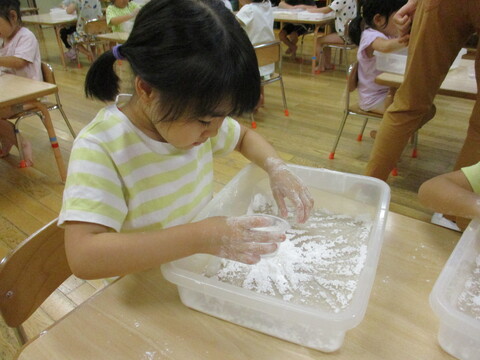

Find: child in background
308;0;357;73
59;0;76;61
277;0;316;58
106;0;140;33
60;0;314;280
348;0;408;114
65;0;103;60
419;162;480;232
236;0;274;107
0;0;40;166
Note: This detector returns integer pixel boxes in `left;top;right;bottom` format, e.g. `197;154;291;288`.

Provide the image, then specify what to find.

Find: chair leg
250;113;256;129
411;131;418;158
14;325;28;345
56;101;76;138
279;78;289;116
14;113;43;168
357;117;369;141
329;112;349;159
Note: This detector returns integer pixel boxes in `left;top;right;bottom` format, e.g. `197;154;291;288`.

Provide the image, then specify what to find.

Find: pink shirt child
357;28;389;111
0;27;42;81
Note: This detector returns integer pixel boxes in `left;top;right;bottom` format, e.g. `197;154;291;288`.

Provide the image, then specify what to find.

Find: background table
22;13;77;69
0;74;66;182
17;212;460;359
97;32;129;44
274;11;335;74
375;59;477;100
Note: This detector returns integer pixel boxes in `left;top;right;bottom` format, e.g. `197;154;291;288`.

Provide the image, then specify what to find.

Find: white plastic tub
161;164;390;352
430;220;480;360
375;48;467;75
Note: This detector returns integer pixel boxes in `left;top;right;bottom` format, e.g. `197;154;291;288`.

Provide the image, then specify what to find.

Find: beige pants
366;0;480;180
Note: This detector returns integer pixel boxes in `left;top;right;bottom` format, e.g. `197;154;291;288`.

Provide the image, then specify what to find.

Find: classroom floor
0;26;474;359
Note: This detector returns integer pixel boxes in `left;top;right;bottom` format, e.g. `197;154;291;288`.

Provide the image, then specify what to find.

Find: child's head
86;0;260;124
111;0;129;8
349;0;407;45
0;0;21;39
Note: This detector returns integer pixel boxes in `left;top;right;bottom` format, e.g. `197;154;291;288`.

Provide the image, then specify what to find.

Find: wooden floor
0;27;474;359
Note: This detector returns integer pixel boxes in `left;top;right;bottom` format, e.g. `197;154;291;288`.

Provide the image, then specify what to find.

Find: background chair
76;17;111;68
0;218;70;345
250;40;289;129
9;62;76;167
328;62;418;176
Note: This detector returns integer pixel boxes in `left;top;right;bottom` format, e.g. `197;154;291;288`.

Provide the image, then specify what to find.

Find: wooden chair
0;218;70;345
9;62;76;167
328;62;418;176
250;41;289;128
76;17;111;68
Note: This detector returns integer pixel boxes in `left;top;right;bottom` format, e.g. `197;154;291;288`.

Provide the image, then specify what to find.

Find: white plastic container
375;48;467;75
161;164;390;352
430;220;480;360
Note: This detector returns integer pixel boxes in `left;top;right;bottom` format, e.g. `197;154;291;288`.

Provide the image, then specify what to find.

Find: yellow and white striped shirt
59;104;240;232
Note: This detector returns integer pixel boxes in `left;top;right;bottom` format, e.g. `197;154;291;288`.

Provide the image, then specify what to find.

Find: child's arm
307;5;333;13
65;214;284;279
279;1;314;10
0;56;29;70
235;124;314;224
65;2;76;14
418;170;480;220
363;35;409;57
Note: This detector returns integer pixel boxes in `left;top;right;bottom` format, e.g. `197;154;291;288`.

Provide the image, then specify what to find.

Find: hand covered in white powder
200;215;286;264
265;158;314;223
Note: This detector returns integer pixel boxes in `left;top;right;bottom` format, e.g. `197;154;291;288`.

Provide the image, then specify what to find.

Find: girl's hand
265;158;314;224
201;215;286;264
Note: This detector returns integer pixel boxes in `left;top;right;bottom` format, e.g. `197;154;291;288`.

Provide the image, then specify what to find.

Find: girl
308;0;357;73
60;0;314;280
0;0;39;166
236;0;274;107
65;0;103;60
106;0;140;33
349;0;408;114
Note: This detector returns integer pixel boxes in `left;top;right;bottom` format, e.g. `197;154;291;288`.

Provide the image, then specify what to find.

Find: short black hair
85;0;261;122
0;0;21;23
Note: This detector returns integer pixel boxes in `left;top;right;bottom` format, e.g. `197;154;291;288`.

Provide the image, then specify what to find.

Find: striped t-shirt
58;104;241;232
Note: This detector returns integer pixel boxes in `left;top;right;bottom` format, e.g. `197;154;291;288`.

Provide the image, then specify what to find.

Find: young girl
349;0;408;114
0;0;39;166
106;0;140;33
308;0;357;73
236;0;274;107
65;0;103;60
60;0;314;280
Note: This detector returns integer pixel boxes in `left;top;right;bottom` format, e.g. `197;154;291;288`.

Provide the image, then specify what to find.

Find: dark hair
349;0;407;46
85;0;260;121
0;0;21;23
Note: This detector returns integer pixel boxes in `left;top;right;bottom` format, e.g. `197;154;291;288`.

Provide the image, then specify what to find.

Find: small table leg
54;25;68;69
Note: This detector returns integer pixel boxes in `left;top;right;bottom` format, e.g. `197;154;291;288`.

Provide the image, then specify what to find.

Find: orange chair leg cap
251;121;257;129
391;168;398;176
411;149;418;158
284;109;289;116
19;160;28;168
328;152;335;160
357;134;363;142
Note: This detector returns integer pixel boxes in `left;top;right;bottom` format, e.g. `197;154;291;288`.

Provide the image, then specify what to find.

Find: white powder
204;194;372;313
457;254;480;320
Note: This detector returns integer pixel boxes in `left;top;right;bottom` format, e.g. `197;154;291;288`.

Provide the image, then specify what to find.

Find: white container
375;48;467;75
161;164;390;352
430;220;480;360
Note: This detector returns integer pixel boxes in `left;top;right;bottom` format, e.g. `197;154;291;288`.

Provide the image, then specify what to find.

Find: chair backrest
347;61;359;93
41;62;55;85
0;218;71;328
253;40;281;68
343;18;355;45
84;17;109;35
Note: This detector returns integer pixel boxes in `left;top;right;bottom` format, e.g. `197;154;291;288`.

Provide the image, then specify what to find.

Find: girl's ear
135;76;155;103
373;13;387;29
8;9;18;25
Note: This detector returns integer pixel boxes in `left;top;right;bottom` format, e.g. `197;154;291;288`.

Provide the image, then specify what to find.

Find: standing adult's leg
366;0;474;180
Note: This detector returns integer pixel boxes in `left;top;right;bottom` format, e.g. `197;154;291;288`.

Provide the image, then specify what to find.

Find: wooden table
274;11;335;74
22;13;77;69
375;59;477;100
97;32;129;44
0;74;67;182
16;212;460;359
